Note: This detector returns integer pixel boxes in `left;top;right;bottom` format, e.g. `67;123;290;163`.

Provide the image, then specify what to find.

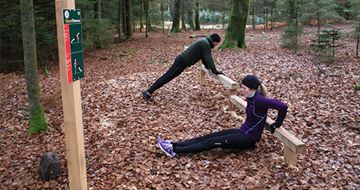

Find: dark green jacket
180;37;218;73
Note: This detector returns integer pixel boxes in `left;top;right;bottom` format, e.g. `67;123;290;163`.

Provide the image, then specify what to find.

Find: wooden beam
284;146;298;165
55;0;87;189
200;65;238;89
200;68;206;86
229;95;306;154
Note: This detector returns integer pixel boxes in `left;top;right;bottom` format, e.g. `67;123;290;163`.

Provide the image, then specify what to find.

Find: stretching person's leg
173;128;240;147
173;130;255;154
158;129;255;157
143;56;186;100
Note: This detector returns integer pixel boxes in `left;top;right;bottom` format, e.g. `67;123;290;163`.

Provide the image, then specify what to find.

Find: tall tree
20;0;47;133
96;0;103;48
140;0;144;32
171;0;181;32
118;0;122;42
221;0;250;49
123;0;132;39
161;0;165;33
145;0;149;37
194;0;200;30
350;0;360;57
187;9;195;30
181;1;187;31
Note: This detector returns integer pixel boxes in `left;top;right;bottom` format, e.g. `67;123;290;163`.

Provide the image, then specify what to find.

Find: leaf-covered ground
0;25;359;189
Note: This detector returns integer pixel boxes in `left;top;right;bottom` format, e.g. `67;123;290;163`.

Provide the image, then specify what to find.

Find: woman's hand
269;123;280;134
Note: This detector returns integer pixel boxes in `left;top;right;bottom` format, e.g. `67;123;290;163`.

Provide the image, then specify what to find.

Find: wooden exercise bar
200;65;238;89
229;95;306;165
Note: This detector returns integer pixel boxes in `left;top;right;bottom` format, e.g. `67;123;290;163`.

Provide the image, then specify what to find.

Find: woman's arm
258;96;288;127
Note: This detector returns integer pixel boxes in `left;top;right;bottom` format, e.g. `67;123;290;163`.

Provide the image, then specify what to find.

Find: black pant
173;129;256;154
147;56;187;94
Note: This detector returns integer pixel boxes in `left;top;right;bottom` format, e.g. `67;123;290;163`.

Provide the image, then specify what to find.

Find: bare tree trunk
20;0;47;133
140;0;144;32
97;0;102;48
181;3;187;31
357;33;359;57
117;0;122;42
187;9;195;30
252;7;255;29
124;0;132;39
171;0;181;32
194;0;200;30
161;0;165;33
145;0;149;37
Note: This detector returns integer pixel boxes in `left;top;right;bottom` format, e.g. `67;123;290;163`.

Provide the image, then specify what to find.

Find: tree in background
221;0;250;49
194;0;201;30
350;0;360;57
281;0;303;49
301;0;342;41
20;0;47;134
123;0;132;39
145;0;150;37
171;0;181;32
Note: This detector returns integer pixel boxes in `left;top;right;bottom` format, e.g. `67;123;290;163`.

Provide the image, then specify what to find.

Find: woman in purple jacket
157;75;288;157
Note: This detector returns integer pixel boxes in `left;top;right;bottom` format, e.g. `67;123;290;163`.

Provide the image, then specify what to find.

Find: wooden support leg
228;89;237;111
284;145;297;166
200;69;206;86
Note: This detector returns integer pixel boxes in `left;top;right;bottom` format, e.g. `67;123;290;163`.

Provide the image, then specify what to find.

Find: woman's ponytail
258;83;268;97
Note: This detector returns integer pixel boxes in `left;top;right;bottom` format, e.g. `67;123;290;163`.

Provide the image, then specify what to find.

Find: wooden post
284;145;297;166
55;0;88;189
227;89;237;111
200;69;206;86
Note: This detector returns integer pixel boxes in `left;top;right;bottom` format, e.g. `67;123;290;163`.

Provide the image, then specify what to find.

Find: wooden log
229;95;306;154
200;65;238;89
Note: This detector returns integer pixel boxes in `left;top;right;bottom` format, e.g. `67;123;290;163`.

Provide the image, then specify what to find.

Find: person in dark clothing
157;75;288;157
142;33;224;101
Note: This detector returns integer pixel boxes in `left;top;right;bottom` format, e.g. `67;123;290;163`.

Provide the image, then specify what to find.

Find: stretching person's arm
201;42;223;75
257;97;288;133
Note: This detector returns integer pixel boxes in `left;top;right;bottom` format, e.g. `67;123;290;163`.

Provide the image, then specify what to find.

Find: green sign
63;9;84;82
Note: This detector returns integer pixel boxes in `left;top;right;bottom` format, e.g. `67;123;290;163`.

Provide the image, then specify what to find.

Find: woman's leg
173;128;240;147
173;129;255;154
147;57;186;94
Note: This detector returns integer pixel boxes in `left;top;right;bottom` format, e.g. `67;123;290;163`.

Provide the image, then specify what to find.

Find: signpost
55;0;87;189
63;8;84;82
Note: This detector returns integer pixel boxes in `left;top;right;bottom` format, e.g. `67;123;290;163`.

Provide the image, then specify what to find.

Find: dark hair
241;75;268;96
209;33;221;43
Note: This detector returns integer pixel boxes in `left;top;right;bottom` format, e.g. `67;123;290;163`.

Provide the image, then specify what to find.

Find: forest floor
0;24;359;189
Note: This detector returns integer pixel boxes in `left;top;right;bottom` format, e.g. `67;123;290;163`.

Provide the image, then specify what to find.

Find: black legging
147;56;187;94
173;129;256;154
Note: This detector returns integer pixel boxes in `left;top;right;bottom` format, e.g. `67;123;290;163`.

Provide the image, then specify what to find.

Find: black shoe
142;91;151;102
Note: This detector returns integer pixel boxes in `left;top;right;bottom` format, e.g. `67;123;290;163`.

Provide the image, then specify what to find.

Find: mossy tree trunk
20;0;47;134
237;0;250;48
221;0;250;49
171;0;181;33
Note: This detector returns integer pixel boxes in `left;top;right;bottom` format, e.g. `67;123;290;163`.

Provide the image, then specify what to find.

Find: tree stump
40;152;61;181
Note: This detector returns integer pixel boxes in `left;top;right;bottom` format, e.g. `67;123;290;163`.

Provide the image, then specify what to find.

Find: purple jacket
240;92;288;142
